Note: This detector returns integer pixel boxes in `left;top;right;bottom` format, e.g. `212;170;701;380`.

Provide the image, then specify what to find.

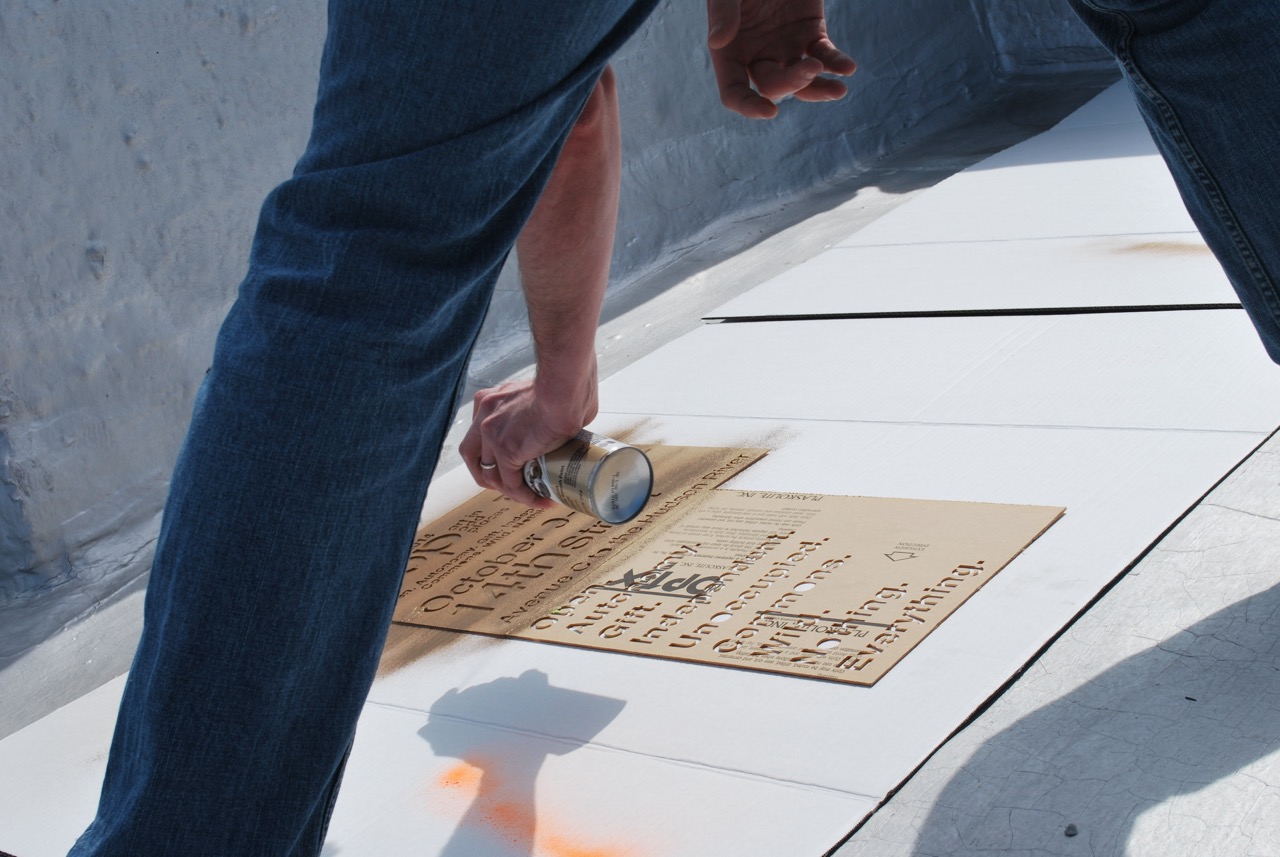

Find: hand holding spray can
523;431;653;525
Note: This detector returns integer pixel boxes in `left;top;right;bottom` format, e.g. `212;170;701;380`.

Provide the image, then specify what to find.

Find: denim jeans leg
1067;0;1280;362
70;1;657;854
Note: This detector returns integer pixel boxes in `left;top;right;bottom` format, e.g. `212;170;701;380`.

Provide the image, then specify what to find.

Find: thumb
706;0;741;49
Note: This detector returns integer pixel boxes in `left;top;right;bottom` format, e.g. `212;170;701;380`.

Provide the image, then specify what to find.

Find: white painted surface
706;234;1233;319
709;86;1225;320
326;701;874;857
841;117;1195;247
0;675;123;857
367;416;1271;807
4;418;1268;855
599;311;1280;433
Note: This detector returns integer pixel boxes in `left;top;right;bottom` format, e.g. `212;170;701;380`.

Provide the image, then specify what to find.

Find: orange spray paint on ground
437;762;482;796
541;833;636;857
431;761;640;857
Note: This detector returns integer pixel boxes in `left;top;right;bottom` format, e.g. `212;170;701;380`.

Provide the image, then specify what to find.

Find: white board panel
599;312;1280;433
839;122;1193;246
325;701;874;857
707;234;1232;319
371;415;1271;806
0;676;122;857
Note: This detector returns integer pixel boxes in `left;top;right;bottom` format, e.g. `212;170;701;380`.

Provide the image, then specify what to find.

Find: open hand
706;0;856;119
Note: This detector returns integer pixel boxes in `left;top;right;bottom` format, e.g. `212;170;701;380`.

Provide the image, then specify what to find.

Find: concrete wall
1;2;328;672
977;0;1114;73
0;1;1110;703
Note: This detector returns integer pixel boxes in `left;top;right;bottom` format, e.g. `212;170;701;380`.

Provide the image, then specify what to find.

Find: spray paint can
523;431;653;524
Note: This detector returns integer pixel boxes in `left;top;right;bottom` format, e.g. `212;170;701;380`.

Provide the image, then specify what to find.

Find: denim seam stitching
1092;5;1280;323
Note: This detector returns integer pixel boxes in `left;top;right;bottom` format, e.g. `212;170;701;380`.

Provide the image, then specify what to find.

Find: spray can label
523;431;653;525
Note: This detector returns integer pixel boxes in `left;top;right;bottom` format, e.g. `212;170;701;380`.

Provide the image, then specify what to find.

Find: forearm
516;66;620;434
460;68;620;503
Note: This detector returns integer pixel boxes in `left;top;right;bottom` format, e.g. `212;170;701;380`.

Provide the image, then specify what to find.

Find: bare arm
459;68;620;505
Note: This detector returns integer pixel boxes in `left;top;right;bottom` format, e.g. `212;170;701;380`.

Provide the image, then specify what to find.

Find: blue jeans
1067;0;1280;362
70;2;656;854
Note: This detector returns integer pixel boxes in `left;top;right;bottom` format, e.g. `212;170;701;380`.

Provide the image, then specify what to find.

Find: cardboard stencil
394;448;1063;685
394;445;768;624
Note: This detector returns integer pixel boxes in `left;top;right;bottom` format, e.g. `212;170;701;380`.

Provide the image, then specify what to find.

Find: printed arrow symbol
884;551;918;562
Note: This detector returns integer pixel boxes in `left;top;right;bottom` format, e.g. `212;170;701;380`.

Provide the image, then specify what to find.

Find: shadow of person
895;580;1280;856
419;670;625;857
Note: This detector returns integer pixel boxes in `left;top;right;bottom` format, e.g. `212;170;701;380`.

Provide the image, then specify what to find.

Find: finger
720;82;779;119
791;75;849;104
749;57;823;102
459;430;489;488
461;391;498;487
808;38;856;76
477;456;501;488
705;0;740;50
710;49;778;119
462;445;502;493
470;384;498;417
495;459;554;508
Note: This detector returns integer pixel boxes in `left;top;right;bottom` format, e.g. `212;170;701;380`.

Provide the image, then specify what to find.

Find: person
69;0;1280;854
68;2;853;854
460;7;854;506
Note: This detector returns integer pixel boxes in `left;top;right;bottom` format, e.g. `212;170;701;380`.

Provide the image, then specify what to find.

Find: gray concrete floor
832;431;1280;856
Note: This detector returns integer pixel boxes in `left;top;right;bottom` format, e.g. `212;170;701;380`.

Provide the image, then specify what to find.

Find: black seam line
819;229;1203;249
704;303;1242;323
597;411;1268;436
372;700;876;800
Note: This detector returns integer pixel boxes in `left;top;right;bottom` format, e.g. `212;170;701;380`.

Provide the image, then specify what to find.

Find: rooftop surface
4;82;1280;857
